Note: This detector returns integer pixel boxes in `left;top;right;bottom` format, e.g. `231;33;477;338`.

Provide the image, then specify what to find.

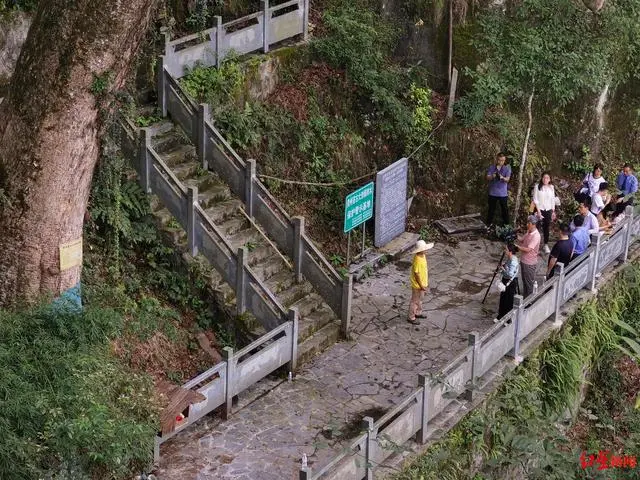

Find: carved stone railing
301;207;639;480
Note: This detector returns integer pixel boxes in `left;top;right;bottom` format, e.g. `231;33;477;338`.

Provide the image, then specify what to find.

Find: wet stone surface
156;238;550;480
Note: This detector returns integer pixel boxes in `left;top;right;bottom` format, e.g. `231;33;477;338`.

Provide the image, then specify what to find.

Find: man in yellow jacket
408;240;434;325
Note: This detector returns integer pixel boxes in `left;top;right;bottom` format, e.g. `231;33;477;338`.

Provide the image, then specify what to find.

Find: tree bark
0;0;157;307
513;88;535;226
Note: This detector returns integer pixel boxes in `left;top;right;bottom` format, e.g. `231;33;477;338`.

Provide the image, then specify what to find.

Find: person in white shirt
577;163;606;202
532;172;556;254
570;202;601;235
590;182;611;216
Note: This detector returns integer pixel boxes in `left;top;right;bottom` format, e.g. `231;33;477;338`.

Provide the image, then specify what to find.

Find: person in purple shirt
486;152;511;226
613;163;638;217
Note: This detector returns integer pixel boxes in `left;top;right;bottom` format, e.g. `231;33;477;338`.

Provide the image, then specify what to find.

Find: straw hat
411;240;434;254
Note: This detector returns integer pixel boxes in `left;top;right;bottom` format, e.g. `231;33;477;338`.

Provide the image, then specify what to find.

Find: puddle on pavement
456;279;485;294
325;407;387;441
439;297;467;309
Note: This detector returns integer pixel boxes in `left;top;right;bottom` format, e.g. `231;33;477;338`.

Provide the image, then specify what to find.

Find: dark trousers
498;277;519;319
539;209;553;244
614;195;634;216
488;195;509;226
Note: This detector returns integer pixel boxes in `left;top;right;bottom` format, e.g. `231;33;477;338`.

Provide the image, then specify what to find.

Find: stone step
197;184;233;208
162;144;196;168
183;175;226;194
252;256;289;284
205;199;245;223
297;321;341;366
278;281;314;308
218;214;250;237
265;269;296;294
148;120;175;138
171;161;200;182
298;305;336;344
289;291;325;318
151;128;187;154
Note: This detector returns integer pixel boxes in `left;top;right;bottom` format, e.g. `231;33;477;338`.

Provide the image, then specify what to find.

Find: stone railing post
236;247;248;315
416;374;430;444
157;55;167;117
138;128;151;193
293;217;304;283
362;416;375;480
299;467;311;480
187;186;199;256
510;295;524;364
303;0;309;40
245;159;256;218
463;332;480;401
215;16;223;67
261;0;270;53
623;205;634;262
222;346;234;420
553;263;565;328
197;104;209;170
288;307;299;373
341;274;353;339
590;232;603;292
153;436;161;463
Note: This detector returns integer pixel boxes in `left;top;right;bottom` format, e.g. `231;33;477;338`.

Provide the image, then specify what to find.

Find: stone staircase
146;118;341;365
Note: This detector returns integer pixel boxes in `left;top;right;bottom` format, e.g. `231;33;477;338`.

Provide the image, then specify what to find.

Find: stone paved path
156;238;548;480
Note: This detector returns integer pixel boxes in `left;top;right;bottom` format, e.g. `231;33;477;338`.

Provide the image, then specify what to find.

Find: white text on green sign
344;182;374;233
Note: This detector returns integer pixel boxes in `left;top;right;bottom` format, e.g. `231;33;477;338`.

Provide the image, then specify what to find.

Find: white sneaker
543;244;551;254
493;318;499;324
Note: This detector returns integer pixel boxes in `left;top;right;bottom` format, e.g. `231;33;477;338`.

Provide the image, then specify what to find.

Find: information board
344;182;375;233
374;158;408;247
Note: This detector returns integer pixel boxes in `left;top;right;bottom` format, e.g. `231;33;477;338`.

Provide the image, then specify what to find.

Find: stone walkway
156;237;548;480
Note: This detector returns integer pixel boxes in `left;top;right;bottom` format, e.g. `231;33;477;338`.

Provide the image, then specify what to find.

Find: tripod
481;251;505;304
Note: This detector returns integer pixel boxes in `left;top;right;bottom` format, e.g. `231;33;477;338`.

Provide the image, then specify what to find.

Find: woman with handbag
532;172;557;253
575;163;606;203
495;243;520;322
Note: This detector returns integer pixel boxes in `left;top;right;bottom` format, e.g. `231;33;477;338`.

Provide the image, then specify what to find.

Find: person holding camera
486;152;511;227
495;243;520;322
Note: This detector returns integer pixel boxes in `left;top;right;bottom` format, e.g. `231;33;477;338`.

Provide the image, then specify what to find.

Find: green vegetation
395;264;640;480
0;0;37;13
0;303;158;480
456;0;640;126
179;3;436;243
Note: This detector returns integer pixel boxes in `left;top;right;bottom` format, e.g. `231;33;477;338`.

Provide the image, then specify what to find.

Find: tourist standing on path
576;163;606;203
495;243;520;321
546;223;572;279
570;215;590;260
486;152;511;227
614;163;638;217
532;172;557;254
407;240;434;325
516;215;541;298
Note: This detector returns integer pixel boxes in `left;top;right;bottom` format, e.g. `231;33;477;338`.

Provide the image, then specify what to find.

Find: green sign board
344;182;375;233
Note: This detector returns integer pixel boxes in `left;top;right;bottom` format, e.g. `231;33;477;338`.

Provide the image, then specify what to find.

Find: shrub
0;303;158;479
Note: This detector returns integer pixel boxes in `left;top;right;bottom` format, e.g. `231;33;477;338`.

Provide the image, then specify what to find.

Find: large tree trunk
513;88;534;226
0;0;156;307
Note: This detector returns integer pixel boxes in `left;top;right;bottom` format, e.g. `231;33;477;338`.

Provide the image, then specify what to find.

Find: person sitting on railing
546;223;572;279
570;215;590;260
575;163;606;204
494;243;520;323
612;163;638;218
